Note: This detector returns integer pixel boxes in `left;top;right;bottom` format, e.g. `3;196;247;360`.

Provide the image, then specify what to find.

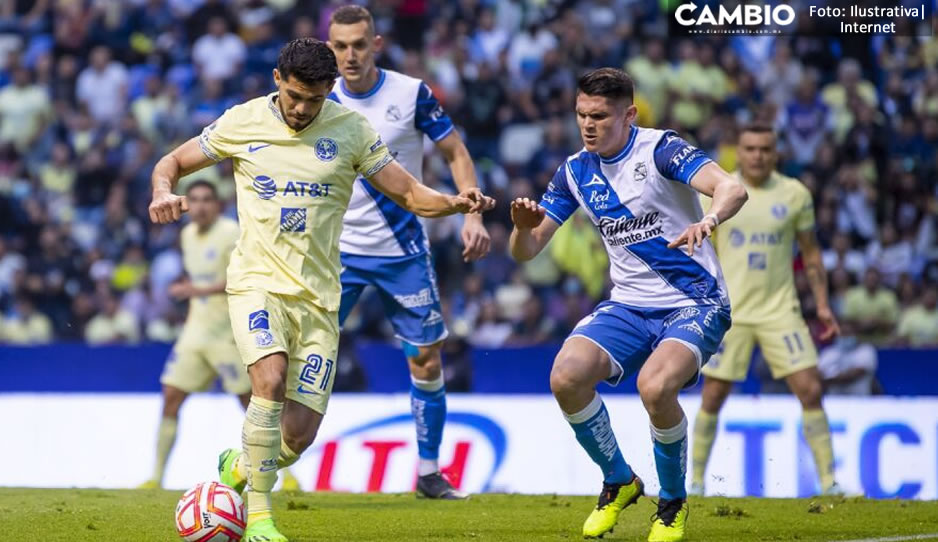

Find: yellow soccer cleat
647;498;688;542
280;469;300;492
582;475;644;539
217;448;247;493
136;479;161;489
243;518;288;542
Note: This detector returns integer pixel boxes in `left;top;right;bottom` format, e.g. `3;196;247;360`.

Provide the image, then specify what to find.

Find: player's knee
637;375;677;415
700;379;731;413
550;358;589;398
409;344;442;374
162;386;187;417
797;378;824;409
252;372;286;401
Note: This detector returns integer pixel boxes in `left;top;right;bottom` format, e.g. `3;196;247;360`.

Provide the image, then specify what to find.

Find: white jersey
329;69;455;257
539;126;730;308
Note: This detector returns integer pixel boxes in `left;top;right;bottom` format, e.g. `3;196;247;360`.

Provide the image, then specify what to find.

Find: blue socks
651;417;688;500
564;394;633;484
410;374;446;475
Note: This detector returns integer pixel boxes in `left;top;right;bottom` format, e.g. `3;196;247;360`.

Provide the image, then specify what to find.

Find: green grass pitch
0;489;936;541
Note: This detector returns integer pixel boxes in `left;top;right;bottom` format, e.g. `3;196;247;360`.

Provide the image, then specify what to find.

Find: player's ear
272;68;282;87
624;103;638;124
373;34;384;54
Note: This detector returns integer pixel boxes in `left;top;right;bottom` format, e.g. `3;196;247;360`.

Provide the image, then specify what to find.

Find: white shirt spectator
192;32;246;81
866;239;914;287
76;61;128;124
817;338;878;395
507;27;557;81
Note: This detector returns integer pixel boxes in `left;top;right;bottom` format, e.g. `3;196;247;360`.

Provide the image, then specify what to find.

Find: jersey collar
599;126;638;165
340;68;385;99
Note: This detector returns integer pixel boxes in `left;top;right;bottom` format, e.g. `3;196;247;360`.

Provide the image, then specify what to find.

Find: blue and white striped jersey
540;126;730;309
329;69;454;257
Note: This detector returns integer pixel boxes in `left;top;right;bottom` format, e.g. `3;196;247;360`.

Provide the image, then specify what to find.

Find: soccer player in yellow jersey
149;39;493;542
139;180;250;489
690;124;842;496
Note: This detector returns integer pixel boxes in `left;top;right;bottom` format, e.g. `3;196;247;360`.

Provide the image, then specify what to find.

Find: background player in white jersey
149;38;493;542
139;180;252;490
509;68;747;541
690;125;842;497
326;6;490;499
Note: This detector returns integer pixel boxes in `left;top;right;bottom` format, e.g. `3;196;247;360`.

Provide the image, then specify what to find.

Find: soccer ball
175;481;246;542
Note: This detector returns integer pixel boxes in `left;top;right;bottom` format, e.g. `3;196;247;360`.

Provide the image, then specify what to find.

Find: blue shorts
569;301;732;387
338;252;448;347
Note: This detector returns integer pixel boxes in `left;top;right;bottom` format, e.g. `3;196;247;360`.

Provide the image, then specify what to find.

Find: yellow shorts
228;289;340;415
701;318;818;382
160;335;251;395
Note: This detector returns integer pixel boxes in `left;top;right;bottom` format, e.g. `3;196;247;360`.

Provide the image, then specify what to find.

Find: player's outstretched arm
797;229;841;340
149;137;217;224
669;163;748;255
367;159;495;218
509;197;560;262
437;131;491;262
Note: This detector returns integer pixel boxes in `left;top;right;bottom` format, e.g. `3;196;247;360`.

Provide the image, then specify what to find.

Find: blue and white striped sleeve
539;165;579;225
414;82;454;142
653;131;712;185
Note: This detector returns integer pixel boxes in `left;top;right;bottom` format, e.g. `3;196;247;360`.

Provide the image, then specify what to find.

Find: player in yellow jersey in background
691;124;843;496
149;38;493;542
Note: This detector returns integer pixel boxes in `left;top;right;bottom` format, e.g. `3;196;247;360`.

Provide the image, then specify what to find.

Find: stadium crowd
0;0;936;381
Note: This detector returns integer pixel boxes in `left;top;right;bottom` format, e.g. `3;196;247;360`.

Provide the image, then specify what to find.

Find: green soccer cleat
243;518;288;542
582;475;644;539
218;448;247;494
647;498;688;542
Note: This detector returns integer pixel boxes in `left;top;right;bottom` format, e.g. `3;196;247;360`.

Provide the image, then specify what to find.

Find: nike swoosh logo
248;143;271;153
297;385;319;395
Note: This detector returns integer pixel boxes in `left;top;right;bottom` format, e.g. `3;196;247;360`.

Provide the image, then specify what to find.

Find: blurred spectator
84;289;140;345
895;286;938;347
777;71;830;168
3;296;52;345
468;6;508;68
506;296;559;346
817;321;877;395
468;298;512;348
821;58;878;141
758;40;802;108
865;224;914;288
0;66;51;152
76;46;127;125
192;16;246;83
822;232;865;276
842;268;900;346
626;39;670;124
550;211;608;300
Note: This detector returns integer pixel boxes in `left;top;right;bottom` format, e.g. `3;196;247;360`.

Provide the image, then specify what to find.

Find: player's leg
786;367;839;494
690;324;755;494
556;303;652;538
758;322;839;494
140;384;188;488
144;346;214;488
644;305;732;542
369;252;462;498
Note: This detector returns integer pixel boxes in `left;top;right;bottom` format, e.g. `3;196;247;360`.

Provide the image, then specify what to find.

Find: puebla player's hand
461;213;491;262
149;190;189;224
510;197;545;230
668;214;717;256
458;187;496;213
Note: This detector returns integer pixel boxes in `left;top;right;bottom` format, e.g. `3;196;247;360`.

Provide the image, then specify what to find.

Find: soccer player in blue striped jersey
327;5;490;500
510;68;748;541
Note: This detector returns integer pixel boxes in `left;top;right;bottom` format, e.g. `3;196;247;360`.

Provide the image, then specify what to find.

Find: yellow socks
803;408;836;491
691;409;718;487
243;396;283;524
278;437;300;469
152;416;178;484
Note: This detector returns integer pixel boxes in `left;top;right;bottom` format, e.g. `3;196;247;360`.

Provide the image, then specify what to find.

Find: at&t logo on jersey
253;175;277;200
315;137;338;161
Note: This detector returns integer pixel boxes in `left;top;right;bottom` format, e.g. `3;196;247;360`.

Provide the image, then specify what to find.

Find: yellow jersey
178;216;239;343
702;171;815;325
198;94;393;311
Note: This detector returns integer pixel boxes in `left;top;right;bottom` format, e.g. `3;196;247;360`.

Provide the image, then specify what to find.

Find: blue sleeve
414;82;454;142
327;91;340;103
653;131;712;184
540;165;579;225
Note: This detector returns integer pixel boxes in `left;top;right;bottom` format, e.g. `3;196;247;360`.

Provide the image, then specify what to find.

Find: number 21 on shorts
298;353;334;394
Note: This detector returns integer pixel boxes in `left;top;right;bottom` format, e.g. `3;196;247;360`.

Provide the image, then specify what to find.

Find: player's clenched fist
149;190;189;224
510;197;545;230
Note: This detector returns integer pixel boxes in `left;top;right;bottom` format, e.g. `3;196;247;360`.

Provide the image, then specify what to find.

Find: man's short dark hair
277;38;339;87
739;122;776;138
186;179;218;198
577;68;634;104
330;4;375;34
